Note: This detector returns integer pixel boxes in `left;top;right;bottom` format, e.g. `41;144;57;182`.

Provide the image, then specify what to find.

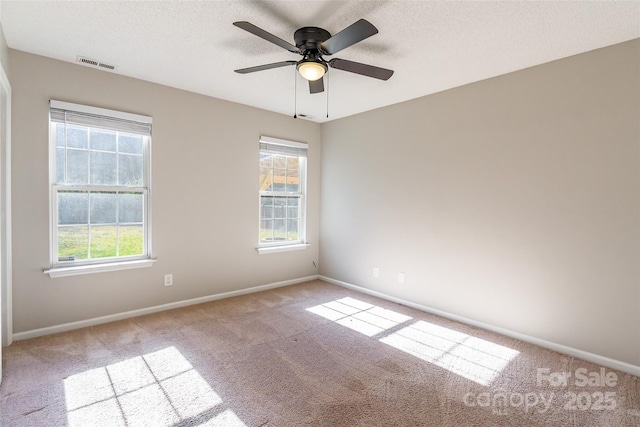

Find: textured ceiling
2;1;639;122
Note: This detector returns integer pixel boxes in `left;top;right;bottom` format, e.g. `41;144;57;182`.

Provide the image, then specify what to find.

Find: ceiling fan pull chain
293;67;297;119
326;72;329;118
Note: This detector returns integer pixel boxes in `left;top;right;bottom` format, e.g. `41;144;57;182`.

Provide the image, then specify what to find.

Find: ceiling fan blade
320;19;378;55
309;78;324;94
235;61;297;74
329;58;394;80
233;21;300;53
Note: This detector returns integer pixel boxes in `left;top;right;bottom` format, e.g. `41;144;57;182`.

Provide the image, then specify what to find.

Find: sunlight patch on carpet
307;298;518;386
380;321;519;386
63;346;246;427
306;297;412;337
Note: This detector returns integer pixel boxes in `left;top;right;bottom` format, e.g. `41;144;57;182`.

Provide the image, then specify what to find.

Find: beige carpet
1;280;639;426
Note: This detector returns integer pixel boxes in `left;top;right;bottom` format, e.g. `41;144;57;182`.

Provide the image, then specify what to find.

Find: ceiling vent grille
76;56;117;71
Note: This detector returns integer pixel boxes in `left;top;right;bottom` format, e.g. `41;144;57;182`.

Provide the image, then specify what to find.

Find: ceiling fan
233;19;394;94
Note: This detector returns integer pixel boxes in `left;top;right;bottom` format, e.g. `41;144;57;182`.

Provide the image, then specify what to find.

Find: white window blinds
50;100;152;136
260;136;307;157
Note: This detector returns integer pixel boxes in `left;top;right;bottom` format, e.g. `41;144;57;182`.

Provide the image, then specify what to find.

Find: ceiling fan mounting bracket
294;27;331;51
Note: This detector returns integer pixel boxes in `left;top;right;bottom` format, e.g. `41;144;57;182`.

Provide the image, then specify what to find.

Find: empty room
0;1;639;426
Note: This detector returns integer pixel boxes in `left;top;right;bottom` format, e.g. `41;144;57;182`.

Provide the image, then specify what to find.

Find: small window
49;100;152;267
259;136;307;248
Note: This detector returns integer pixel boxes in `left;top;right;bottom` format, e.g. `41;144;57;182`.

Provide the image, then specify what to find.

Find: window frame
47;100;153;273
258;136;308;252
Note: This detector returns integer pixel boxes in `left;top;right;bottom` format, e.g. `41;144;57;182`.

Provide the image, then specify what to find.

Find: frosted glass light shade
298;61;326;81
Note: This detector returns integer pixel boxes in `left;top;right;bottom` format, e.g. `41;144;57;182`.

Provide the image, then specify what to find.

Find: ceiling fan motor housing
294;27;331;52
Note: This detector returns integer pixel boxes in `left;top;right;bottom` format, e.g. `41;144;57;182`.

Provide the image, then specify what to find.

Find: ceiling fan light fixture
297;60;327;81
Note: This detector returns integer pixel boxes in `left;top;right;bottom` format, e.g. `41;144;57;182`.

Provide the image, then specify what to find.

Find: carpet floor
1;279;639;426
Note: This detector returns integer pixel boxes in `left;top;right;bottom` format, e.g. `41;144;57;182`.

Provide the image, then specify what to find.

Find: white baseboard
319;275;640;378
13;275;319;341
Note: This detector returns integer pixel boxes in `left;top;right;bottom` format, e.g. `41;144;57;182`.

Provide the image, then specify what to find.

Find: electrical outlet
398;272;405;284
373;267;380;278
164;274;173;286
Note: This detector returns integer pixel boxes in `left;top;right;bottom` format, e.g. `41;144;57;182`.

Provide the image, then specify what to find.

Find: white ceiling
2;1;639;123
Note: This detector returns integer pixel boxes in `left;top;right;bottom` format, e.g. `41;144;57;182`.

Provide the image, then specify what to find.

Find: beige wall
9;49;321;333
320;40;640;366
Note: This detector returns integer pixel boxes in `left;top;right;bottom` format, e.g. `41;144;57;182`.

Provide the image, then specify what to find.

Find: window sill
256;243;309;254
44;259;157;278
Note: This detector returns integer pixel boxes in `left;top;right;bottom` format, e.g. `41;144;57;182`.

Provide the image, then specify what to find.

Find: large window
49;100;152;269
259;136;307;249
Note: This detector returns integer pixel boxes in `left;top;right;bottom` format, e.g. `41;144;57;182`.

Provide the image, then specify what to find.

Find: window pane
58;225;88;261
286;168;299;192
67;125;88;149
119;225;143;256
67;149;88;184
274;219;287;240
273;155;286;169
274;198;286;219
271;182;286;192
287;203;299;219
118;154;143;186
260;220;273;243
287;156;299;169
55;124;65;147
90;225;117;258
90;151;117;185
273;168;286;192
90;192;116;224
90;129;116;152
259;153;272;168
56;148;65;183
261;196;274;219
259;167;273;191
119;134;143;154
118;193;143;223
261;195;274;206
287;219;299;241
58;191;88;225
